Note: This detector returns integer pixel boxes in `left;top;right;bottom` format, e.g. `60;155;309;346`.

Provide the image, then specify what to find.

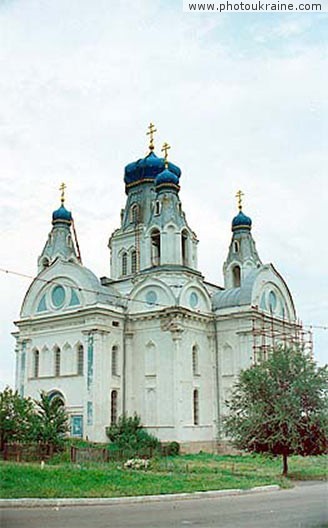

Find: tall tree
224;346;328;475
34;391;69;448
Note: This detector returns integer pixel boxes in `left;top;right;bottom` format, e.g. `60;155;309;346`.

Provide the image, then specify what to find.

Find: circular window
189;292;199;309
268;290;277;312
146;290;158;306
52;285;66;308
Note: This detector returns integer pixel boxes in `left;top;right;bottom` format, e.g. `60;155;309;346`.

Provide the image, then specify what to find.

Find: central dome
124;151;181;188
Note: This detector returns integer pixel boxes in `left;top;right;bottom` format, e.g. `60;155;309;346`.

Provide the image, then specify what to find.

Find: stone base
179;440;242;455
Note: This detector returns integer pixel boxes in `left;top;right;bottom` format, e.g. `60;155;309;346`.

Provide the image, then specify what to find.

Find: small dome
155;167;180;190
52;204;72;224
232;210;252;231
124;151;181;187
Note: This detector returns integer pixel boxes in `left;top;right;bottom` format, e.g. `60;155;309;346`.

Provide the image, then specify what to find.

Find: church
13;124;305;452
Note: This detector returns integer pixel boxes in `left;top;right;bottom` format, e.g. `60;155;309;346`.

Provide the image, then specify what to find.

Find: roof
212;270;258;309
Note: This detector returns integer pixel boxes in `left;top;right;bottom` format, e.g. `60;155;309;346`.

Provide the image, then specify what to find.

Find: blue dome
124;151;181;187
155;168;180;189
232;210;252;231
52;204;72;224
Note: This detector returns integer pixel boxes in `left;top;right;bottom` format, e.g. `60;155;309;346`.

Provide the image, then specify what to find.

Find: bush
162;441;180;456
106;414;160;454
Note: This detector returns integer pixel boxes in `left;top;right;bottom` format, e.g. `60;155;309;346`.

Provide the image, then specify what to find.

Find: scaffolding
251;306;313;364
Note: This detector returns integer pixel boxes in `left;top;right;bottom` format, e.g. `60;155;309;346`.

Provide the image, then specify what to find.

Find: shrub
162;441;180;456
106;414;160;454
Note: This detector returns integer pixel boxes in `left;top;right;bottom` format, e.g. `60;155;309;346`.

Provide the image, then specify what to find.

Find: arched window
34;349;39;378
233;240;239;253
66;234;73;247
181;229;188;266
122;252;128;276
222;344;233;376
130;204;139;224
54;347;61;377
111;345;118;376
77;344;84;375
154;201;161;215
111;390;118;425
192;345;199;376
48;390;65;407
151;229;161;266
131;249;137;274
145;341;156;376
193;389;199;425
232;265;241;287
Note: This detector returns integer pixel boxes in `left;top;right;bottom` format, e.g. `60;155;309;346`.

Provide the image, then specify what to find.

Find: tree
224;346;328;476
34;391;69;448
0;387;35;449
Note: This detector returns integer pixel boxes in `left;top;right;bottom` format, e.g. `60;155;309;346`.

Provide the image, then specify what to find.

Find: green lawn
1;454;327;499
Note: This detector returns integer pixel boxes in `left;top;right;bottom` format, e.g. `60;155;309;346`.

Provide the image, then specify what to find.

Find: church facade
14;126;300;452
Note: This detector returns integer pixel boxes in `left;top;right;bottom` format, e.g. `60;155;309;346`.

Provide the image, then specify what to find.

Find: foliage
162;441;180;456
0;388;69;451
33;392;69;448
106;414;160;453
0;387;36;448
224;346;328;475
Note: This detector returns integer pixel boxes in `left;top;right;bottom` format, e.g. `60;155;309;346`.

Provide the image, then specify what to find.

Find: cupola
123;123;181;192
231;190;252;231
38;183;79;273
155;142;180;192
223;190;261;289
52;204;72;225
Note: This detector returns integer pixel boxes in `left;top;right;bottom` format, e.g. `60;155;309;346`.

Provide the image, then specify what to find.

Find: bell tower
223;191;261;289
38;183;80;273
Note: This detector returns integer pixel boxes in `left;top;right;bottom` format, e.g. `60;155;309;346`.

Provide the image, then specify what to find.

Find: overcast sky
1;0;327;389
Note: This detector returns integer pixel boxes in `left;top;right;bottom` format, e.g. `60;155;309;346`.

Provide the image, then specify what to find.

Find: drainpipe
122;307;127;415
214;316;221;443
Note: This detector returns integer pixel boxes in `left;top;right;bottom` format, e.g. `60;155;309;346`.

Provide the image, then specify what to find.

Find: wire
0;267;182;310
1;266;327;329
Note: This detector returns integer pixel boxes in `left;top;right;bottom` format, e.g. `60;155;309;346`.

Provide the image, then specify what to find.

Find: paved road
1;482;327;528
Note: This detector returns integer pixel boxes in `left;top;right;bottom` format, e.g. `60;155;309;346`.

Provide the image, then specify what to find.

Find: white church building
14;125;305;452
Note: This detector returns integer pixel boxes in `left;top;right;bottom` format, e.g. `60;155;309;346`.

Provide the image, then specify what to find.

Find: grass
0;454;327;499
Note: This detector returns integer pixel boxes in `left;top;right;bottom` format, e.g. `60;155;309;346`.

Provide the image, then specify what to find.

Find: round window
52;285;66;308
190;292;199;309
146;290;158;306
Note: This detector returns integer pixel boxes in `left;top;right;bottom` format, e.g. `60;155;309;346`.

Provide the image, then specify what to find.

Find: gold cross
59;182;66;205
146;122;157;151
236;189;244;211
161;142;171;168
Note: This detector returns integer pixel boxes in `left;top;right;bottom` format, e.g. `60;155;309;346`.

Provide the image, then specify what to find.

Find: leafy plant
106;414;160;453
0;387;36;448
33;391;69;448
224;346;328;475
162;441;180;456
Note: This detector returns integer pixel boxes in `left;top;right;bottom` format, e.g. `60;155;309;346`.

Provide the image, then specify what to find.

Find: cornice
15;305;124;330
